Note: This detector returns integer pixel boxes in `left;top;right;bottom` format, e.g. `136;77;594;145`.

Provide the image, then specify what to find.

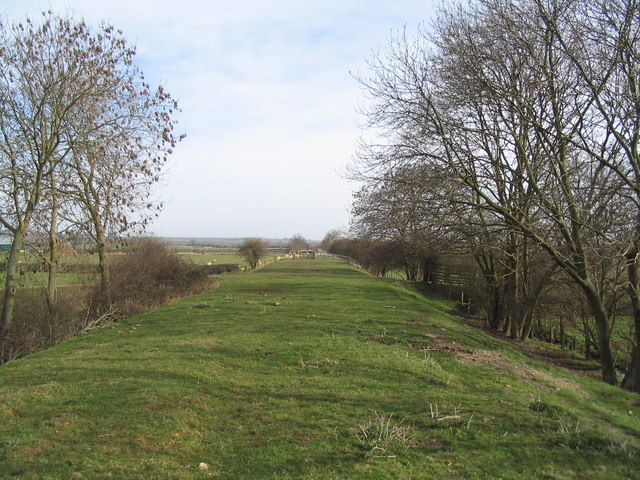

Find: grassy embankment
0;259;638;479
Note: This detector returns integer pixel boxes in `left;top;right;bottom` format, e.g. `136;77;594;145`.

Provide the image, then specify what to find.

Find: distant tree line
344;0;640;391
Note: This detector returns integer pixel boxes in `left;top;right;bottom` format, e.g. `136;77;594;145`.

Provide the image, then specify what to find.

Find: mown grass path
1;259;639;479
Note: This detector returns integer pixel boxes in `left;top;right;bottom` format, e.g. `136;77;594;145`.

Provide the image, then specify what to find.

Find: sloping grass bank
0;259;638;479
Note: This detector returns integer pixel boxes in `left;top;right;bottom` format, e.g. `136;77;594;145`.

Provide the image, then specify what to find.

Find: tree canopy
239;238;268;270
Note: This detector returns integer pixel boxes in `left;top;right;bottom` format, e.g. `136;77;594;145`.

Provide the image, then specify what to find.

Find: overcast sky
2;0;437;240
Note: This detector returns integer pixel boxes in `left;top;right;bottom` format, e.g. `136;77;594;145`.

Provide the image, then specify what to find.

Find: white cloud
1;0;437;239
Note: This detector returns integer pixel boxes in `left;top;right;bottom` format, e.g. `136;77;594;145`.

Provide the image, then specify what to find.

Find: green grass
0;249;280;287
179;251;283;269
177;251;247;266
0;251;98;288
0;259;638;479
0;271;96;288
0;251;251;287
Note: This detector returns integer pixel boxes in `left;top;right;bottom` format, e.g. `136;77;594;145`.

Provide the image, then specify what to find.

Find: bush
0;238;214;364
238;238;267;269
0;285;96;363
202;264;243;275
107;238;212;315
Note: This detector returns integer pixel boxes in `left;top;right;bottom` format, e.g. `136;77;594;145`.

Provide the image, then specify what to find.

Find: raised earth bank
1;259;638;479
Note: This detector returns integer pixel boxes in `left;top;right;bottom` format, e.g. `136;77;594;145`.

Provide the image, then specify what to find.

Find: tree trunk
502;315;512;337
489;281;505;330
422;255;438;284
95;227;111;304
0;229;25;341
514;309;528;340
622;242;640;392
522;311;535;341
502;270;517;337
623;345;640;392
46;182;59;315
583;319;592;359
584;286;618;385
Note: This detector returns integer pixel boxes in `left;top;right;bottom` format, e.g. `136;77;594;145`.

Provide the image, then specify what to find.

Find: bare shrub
0;285;95;363
0;239;212;363
107;238;212;315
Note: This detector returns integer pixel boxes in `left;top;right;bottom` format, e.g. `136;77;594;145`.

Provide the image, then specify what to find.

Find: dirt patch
367;335;398;345
368;336;476;355
366;323;589;395
406;340;474;355
405;326;588;394
454;348;589;395
461;316;600;379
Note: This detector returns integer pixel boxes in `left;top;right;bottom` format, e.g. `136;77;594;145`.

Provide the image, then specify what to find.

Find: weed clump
543;417;635;458
528;400;564;416
352;412;414;457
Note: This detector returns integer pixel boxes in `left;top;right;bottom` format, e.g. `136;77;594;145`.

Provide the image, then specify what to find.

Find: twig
436;415;461;422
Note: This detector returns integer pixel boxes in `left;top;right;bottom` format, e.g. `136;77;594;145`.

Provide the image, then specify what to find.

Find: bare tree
320;229;345;251
535;0;640;390
350;164;447;281
353;0;628;384
0;12;177;339
63;133;174;304
288;234;310;253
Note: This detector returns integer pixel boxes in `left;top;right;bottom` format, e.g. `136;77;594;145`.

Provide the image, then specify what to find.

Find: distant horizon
159;235;319;241
159;235;322;248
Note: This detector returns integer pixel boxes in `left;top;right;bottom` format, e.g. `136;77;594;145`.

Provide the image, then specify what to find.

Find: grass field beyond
177;251;247;266
0;259;638;479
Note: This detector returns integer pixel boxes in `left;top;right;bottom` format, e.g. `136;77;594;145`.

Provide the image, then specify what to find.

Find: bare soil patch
366;335;398;345
455;348;589;395
460;315;600;379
